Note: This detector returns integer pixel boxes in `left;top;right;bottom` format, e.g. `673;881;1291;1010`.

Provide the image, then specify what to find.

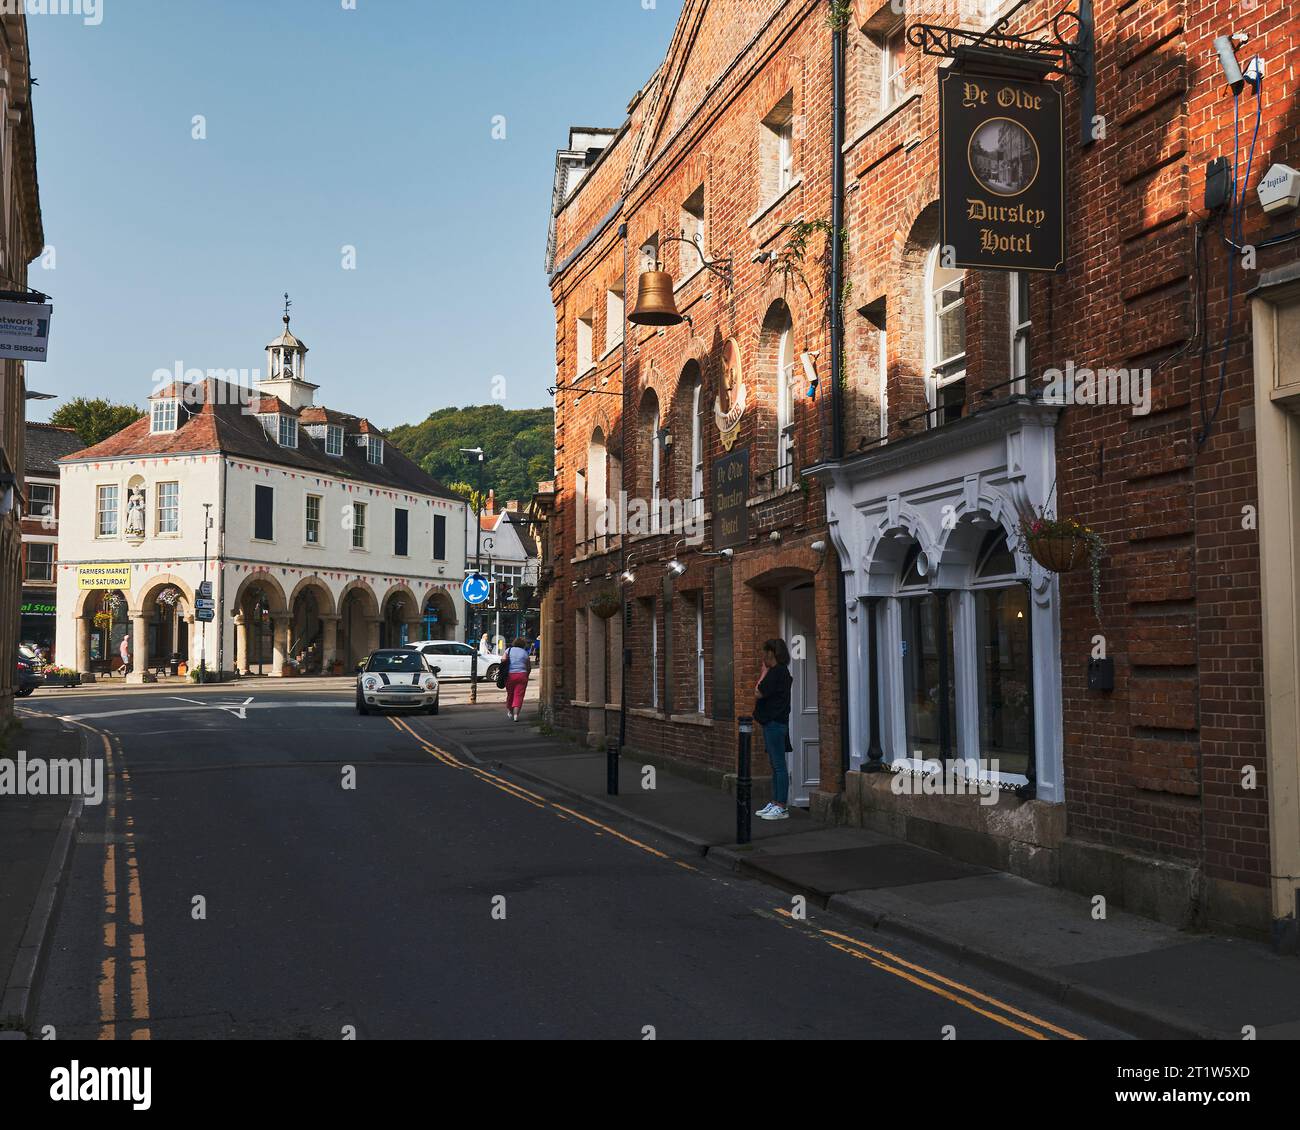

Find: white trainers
760;805;789;821
755;802;775;817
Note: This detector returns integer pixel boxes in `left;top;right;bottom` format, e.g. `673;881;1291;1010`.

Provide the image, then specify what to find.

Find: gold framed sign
713;338;747;450
940;68;1065;272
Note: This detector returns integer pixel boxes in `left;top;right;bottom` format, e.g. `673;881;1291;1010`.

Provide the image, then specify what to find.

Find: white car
405;640;502;683
356;648;441;715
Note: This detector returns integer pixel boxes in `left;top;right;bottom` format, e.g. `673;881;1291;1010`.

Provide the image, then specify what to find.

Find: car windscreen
366;653;425;673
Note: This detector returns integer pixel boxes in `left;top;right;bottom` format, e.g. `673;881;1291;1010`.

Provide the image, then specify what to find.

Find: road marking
552;805;670;860
772;907;1082;1040
28;701;353;721
62;719;153;1041
169;695;255;719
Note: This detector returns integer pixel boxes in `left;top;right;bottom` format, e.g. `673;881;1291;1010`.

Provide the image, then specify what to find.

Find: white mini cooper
356;649;441;715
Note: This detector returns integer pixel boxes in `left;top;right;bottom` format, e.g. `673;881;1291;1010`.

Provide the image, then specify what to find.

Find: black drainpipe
830;8;851;785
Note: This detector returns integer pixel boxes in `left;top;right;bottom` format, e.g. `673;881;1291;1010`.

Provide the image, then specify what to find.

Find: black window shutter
395;508;409;556
254;485;274;541
434;515;446;560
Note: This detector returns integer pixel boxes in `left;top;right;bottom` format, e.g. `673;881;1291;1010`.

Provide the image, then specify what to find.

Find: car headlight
362;675;382;691
421;675;437;691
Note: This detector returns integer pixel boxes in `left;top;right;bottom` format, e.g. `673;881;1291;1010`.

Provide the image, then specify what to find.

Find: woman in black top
754;638;793;820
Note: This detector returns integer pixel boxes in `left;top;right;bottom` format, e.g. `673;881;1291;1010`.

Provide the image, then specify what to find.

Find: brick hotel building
547;0;1300;946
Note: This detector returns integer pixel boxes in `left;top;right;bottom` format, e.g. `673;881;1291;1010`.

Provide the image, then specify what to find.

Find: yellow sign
78;563;132;590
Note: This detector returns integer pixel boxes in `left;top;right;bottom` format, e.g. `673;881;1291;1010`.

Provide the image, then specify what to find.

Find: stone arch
420;588;458;641
131;573;195;617
862;505;938;597
932;497;1025;588
288;574;337;617
232;569;288;615
338;579;381;668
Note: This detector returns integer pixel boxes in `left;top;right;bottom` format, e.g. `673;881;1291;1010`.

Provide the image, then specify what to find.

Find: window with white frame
925;245;967;426
605;283;624;353
28;483;55;519
25;542;53;582
690;378;704;519
1009;271;1031;394
639;233;660;274
366;436;384;465
761;93;796;202
649;402;663;533
151;399;178;433
351;502;367;549
680;185;706;277
326;425;344;457
777;326;797;487
695;592;705;714
278;414;298;448
882;20;907;111
156;481;180;534
305;494;322;545
576;308;595;374
971;530;1033;777
96;485;119;537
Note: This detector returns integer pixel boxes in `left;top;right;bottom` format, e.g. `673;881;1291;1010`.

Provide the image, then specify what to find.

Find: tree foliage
48;397;145;448
387;405;554;508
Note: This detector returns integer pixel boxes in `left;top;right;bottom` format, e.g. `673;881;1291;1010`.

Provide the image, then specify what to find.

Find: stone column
271;614;291;675
126;614;150;684
321;615;340;671
365;616;382;655
76;616;92;680
233;613;248;675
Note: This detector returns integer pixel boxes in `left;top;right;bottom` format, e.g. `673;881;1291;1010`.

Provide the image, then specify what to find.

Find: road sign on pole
462;573;490;606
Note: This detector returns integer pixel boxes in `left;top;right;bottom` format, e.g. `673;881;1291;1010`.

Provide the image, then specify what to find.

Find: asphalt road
22;682;1131;1040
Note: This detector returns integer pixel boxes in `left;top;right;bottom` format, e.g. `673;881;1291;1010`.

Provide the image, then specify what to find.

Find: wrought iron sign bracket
908;0;1096;145
658;233;735;290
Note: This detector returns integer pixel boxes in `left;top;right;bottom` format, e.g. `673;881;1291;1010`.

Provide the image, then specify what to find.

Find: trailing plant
589;587;622;620
827;0;853;32
1014;504;1106;622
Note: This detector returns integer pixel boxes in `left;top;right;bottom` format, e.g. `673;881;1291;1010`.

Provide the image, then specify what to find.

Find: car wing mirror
431;666;441;675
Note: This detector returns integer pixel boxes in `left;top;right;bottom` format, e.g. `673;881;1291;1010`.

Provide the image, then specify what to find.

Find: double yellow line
773;907;1083;1040
61;719;152;1040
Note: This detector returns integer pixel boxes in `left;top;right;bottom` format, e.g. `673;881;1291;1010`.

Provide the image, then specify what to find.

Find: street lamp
460;446;486;704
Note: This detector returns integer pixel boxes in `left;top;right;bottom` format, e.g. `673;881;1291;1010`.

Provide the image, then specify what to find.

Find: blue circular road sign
462;573;491;606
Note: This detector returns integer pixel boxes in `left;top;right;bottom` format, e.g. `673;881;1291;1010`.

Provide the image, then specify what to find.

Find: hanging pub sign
940;66;1064;272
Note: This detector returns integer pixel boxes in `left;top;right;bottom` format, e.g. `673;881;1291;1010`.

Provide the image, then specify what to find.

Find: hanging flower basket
1025;533;1088;574
589;588;622;620
1015;510;1107;622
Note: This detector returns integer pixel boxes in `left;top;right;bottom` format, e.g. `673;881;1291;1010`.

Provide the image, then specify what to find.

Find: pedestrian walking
503;636;531;721
119;633;131;678
754;638;793;820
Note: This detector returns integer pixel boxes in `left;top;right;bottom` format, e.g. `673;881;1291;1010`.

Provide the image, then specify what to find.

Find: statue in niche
125;487;146;538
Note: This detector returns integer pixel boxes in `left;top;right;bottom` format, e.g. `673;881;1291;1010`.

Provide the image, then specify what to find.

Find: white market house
54;313;469;681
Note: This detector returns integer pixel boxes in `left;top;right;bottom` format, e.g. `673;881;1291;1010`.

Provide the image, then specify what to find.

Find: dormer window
151;399;178;433
326;425;343;457
278;415;298;448
366;435;384;465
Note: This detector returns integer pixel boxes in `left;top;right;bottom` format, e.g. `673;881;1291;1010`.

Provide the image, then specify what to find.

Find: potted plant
589;587;622;620
1015;505;1105;621
42;665;80;687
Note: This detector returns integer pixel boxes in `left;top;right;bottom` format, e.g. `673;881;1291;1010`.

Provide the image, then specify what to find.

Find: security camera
720;548;733;559
1214;35;1244;93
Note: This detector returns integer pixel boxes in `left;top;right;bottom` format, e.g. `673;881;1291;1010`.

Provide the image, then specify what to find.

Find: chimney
486;489;495;515
505;500;519;512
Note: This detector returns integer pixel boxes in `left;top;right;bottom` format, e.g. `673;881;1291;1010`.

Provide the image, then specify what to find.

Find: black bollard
606;739;619;796
736;716;753;845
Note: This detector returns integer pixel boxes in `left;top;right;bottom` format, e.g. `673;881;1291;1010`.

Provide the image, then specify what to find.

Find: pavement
427;705;1300;1041
0;712;84;1034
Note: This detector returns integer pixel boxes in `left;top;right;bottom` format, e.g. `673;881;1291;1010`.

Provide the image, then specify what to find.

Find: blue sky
25;0;684;428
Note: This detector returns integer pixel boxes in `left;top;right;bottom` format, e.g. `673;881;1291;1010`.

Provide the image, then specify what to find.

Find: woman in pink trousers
503;637;532;721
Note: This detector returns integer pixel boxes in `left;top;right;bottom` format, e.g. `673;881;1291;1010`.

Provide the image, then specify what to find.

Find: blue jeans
762;721;790;806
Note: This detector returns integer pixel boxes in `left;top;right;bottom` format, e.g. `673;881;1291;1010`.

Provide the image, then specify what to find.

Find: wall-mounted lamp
0;474;14;517
667;558;687;577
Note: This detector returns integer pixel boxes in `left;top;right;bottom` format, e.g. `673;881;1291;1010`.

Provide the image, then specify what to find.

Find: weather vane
283;291;292;325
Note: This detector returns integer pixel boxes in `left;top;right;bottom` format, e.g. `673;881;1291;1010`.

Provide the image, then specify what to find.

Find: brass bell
629;269;684;327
